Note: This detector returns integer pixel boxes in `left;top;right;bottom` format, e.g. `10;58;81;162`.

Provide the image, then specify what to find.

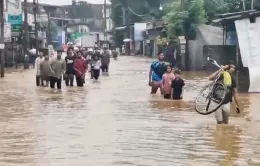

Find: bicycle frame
207;57;224;83
205;57;225;111
195;57;230;114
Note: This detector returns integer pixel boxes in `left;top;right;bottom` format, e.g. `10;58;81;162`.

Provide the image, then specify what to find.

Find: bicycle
195;57;228;115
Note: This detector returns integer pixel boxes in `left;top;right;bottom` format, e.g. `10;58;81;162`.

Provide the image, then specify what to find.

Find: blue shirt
151;61;167;82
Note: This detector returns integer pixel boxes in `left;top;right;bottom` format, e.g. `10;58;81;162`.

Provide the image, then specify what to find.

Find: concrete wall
188;24;223;70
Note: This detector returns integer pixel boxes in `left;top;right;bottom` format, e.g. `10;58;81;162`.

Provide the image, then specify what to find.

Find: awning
114;25;134;31
212;10;260;24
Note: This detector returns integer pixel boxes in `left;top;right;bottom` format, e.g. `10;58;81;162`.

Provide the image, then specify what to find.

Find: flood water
0;56;260;166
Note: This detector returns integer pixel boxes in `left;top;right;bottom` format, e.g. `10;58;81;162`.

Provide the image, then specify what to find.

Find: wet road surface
0;56;260;166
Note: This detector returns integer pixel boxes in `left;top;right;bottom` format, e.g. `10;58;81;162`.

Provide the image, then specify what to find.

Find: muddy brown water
0;56;260;166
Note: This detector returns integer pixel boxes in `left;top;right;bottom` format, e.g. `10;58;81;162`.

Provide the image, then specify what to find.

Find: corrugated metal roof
213;10;260;24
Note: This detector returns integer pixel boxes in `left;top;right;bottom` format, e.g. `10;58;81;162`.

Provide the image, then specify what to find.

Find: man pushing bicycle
208;60;241;124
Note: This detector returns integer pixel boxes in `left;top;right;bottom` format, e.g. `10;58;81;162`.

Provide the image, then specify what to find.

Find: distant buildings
18;1;112;47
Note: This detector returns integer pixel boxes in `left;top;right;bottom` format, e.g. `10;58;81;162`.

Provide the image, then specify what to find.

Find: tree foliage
164;0;206;39
204;0;244;23
204;0;260;23
111;0;259;44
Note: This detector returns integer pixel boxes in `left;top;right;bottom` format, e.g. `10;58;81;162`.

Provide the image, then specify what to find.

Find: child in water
162;65;175;99
171;70;185;100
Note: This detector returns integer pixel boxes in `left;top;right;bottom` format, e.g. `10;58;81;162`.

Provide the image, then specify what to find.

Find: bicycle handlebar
207;57;224;71
207;57;215;63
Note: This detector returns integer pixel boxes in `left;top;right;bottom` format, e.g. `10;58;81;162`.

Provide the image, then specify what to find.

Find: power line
127;6;150;17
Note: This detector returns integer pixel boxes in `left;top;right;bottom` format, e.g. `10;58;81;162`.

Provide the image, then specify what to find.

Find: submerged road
0;56;260;166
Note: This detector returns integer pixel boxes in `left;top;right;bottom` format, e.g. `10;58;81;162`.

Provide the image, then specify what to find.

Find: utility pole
47;12;51;45
242;0;246;10
104;0;107;48
181;0;184;10
122;7;129;55
23;0;29;69
0;0;4;77
122;7;126;25
180;0;189;70
33;0;38;57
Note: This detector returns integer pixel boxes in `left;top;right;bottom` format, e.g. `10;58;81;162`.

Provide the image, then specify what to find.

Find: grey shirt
101;51;110;65
40;60;52;76
51;58;66;79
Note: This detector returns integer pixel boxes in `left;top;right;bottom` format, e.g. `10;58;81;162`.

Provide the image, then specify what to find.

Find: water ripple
0;56;259;166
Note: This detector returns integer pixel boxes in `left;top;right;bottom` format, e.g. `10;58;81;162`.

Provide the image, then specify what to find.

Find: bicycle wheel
195;82;227;115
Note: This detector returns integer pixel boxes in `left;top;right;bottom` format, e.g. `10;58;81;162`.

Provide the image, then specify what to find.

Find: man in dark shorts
171;70;185;100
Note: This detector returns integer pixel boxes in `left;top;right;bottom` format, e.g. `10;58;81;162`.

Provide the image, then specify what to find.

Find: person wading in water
171;70;185;100
50;50;66;90
209;61;240;124
35;51;44;86
148;52;167;94
162;65;175;99
101;48;110;73
91;55;102;80
64;47;75;86
40;53;52;87
74;51;87;87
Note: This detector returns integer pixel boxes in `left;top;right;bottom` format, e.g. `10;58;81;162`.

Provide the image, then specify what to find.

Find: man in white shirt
35;51;44;86
91;55;101;80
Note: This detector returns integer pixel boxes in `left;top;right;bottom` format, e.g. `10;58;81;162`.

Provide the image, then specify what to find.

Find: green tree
111;0;124;27
204;0;244;23
203;0;260;23
164;0;205;70
164;0;206;39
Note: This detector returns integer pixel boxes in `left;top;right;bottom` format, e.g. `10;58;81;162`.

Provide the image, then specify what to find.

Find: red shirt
73;58;87;77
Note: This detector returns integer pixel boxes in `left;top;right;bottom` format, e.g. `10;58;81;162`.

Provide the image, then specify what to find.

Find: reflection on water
151;95;193;111
212;125;242;166
0;56;260;166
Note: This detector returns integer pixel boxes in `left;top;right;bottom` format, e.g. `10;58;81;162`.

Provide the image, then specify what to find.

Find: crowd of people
34;46;116;90
34;47;241;125
148;52;185;100
148;52;242;124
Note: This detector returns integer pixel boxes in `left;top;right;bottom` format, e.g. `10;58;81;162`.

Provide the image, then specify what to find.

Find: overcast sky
27;0;110;5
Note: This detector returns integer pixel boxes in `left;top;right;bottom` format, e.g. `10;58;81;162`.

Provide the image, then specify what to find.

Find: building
145;20;166;57
65;2;112;46
114;19;166;56
210;10;260;92
22;1;112;48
